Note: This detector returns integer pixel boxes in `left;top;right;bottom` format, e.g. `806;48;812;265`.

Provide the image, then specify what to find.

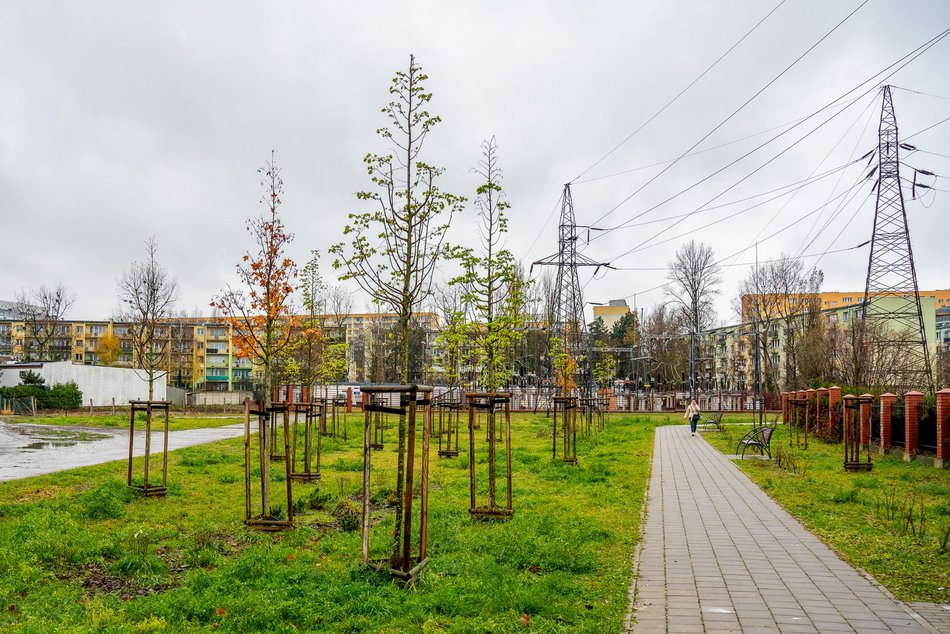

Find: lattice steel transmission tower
861;85;934;393
532;183;611;360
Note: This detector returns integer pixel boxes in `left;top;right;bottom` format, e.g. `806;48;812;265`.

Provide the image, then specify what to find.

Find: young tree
296;250;327;393
331;55;464;384
118;238;179;400
15;285;74;360
448;137;526;391
432;286;469;390
330;56;463;570
213;151;297;406
549;336;577;394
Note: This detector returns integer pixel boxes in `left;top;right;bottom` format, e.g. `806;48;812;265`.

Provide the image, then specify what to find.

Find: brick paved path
625;425;943;633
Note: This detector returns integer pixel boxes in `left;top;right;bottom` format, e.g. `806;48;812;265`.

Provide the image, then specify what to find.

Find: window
90;325;105;335
197;328;204;336
75;340;82;347
842;297;852;303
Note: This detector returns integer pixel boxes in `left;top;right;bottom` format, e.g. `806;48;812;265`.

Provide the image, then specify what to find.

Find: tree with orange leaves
212;151;297;406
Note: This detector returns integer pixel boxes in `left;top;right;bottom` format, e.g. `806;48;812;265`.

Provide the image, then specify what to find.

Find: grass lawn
3;412;244;432
704;419;950;604
0;412;672;632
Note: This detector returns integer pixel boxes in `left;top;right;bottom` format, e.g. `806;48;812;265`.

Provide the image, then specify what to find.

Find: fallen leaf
7;605;15;612
520;613;531;626
287;554;295;561
215;607;227;617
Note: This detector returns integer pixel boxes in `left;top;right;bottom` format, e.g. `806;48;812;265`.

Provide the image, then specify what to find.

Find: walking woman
684;399;701;436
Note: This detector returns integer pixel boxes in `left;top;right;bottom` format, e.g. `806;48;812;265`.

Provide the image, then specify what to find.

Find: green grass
705;419;950;604
5;412;243;431
0;412;667;632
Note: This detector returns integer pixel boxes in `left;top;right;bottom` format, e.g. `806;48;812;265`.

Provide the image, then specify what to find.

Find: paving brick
625;425;935;633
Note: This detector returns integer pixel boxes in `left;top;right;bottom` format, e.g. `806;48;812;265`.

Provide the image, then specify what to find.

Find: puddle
0;423;110;454
0;420;246;481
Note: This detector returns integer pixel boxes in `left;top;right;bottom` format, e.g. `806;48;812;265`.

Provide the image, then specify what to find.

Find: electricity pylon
861;85;933;393
532;184;612;393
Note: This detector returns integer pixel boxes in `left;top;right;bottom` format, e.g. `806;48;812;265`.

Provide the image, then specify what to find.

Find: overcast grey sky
2;1;948;324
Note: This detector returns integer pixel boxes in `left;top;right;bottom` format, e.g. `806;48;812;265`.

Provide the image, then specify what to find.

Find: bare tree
15;285;74;361
737;264;785;392
326;285;353;342
118;238;179;400
642;304;689;390
666;240;722;334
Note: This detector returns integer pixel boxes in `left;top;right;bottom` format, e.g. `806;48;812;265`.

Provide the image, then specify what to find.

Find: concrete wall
166;386;187;406
0;361;166;405
187;390;252;406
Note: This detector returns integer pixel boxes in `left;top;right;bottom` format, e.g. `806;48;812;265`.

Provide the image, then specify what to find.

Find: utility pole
862;85;934;393
689;330;696;401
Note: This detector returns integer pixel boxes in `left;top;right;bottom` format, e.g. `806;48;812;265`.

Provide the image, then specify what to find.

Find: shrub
333;499;361;532
49;381;83;409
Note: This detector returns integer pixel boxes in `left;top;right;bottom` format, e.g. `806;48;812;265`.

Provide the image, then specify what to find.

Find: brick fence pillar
859;393;873;447
904;391;923;461
936;388;950;469
301;385;309;403
828;386;842;434
781;391;789;425
879;393;895;454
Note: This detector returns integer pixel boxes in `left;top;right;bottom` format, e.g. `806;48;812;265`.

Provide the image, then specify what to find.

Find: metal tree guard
127;400;171;497
843;394;873;471
360;385;432;584
244;400;294;531
553;395;578;465
369;394;388;450
435;399;462;458
330;396;348;440
787;397;809;449
289;401;324;482
467;392;514;520
268;402;286;462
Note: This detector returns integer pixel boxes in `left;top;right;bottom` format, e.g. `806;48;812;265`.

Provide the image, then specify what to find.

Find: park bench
735;424;776;459
703;411;724;431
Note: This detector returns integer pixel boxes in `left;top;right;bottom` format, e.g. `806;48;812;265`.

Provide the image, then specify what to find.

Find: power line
593;25;950;258
611;242;869;270
568;0;788;184
903;115;950;141
587;0;871;229
572;115;812;185
891;85;950;101
606;92;874;260
594;157;864;231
